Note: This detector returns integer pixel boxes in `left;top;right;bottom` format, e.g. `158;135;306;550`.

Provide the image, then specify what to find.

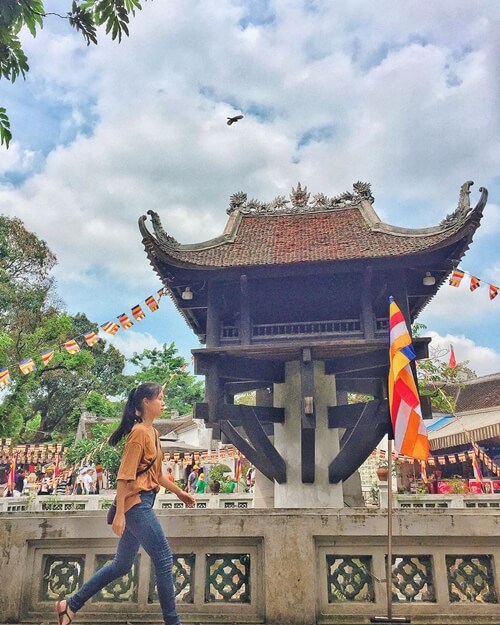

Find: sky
1;0;500;376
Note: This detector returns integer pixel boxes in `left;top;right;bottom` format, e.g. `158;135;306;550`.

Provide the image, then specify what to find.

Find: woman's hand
112;511;126;537
178;490;196;508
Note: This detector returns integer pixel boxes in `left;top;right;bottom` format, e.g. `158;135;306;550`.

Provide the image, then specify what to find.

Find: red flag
448;345;457;369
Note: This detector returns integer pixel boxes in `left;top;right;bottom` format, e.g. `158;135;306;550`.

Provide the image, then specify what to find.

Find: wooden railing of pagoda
220;317;390;345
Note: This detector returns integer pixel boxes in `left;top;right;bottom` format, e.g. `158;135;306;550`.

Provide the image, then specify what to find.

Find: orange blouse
116;423;163;513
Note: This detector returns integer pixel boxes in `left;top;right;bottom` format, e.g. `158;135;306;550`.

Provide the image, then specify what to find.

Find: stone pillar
253;469;275;508
273;360;344;508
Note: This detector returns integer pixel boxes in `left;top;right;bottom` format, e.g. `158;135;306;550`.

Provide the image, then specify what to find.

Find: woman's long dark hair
109;382;162;446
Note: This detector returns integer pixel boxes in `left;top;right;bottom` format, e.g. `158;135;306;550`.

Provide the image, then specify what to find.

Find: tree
63;422;124;486
128;342;204;416
0;214;127;440
412;323;476;414
1;0;149;147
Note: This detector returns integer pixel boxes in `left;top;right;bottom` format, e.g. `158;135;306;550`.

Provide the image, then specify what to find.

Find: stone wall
0;508;499;625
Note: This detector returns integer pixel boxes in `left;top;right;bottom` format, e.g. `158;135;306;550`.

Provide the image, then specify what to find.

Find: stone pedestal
273;360;344;508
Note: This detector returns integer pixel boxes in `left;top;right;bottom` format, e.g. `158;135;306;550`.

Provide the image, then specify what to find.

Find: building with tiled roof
139;180;488;495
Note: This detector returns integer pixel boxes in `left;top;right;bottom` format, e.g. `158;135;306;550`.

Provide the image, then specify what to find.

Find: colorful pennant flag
41;349;55;366
64;339;80;354
19;358;35;375
448;454;457;463
145;295;159;312
0;367;10;387
388;296;429;460
448;345;457;369
490;284;499;300
101;321;120;335
470;276;480;291
83;331;99;347
449;269;465;287
157;288;165;300
118;313;133;329
438;455;446;465
419;461;428;483
131;305;146;321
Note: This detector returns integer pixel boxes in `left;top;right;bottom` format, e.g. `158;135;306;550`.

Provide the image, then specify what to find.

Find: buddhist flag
489;284;499;300
449;269;465;287
118;313;133;329
131;304;146;321
145;295;159;312
448;345;457;368
470;276;480;291
19;358;35;375
101;321;120;335
419;461;428;483
388;296;429;460
83;331;98;347
7;453;17;492
64;339;80;354
0;367;10;387
472;453;483;481
41;349;55;365
234;453;242;483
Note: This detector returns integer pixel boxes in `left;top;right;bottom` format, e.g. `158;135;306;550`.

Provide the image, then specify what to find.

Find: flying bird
227;114;244;126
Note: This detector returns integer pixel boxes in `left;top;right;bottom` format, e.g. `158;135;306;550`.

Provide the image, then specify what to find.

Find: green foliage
0;107;12;148
207;463;231;485
128;342;204;416
82;391;120;418
64;422;124;485
0;1;149;146
0;214;127;440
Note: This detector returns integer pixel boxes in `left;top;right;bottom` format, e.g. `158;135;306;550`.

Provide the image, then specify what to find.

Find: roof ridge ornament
146;209;179;247
227;181;374;215
439;181;475;229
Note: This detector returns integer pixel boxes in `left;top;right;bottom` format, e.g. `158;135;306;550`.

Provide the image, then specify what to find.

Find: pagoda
140;180;487;507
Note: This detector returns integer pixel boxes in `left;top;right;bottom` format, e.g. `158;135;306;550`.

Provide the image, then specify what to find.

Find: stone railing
0;492;254;514
1;508;499;625
395;493;500;509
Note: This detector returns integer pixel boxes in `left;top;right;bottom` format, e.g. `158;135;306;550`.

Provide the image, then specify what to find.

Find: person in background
38;468;53;495
224;475;236;494
195;472;206;494
166;466;175;483
187;465;199;495
54;382;195;625
211;479;220;494
83;468;95;495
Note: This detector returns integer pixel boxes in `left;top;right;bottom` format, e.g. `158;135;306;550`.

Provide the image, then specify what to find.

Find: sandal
55;599;73;625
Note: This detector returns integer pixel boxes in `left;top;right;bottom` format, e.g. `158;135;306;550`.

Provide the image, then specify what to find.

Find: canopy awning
160;439;206;453
429;408;500;451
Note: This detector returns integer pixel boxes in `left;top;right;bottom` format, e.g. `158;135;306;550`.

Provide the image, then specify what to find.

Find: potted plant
376;460;389;481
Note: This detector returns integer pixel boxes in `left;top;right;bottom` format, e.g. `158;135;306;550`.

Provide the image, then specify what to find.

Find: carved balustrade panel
205;553;251;603
326;555;374;602
391;555;435;602
446;555;498;603
40;555;85;601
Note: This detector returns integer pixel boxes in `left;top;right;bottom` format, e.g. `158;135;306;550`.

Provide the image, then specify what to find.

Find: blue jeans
67;491;179;625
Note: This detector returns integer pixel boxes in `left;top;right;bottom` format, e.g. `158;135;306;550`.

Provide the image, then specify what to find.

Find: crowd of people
0;464;101;498
0;454;254;498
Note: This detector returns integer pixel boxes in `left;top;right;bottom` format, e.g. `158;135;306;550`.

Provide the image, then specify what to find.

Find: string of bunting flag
449;267;499;300
0;288;167;388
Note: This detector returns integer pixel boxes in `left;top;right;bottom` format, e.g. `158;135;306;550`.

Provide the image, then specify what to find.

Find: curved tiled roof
140;181;487;271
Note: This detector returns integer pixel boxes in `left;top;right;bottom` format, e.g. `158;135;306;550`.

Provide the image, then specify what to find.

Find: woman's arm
111;479;128;537
158;473;195;506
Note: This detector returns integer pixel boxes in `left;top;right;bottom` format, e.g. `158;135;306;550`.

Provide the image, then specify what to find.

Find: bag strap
136;430;159;478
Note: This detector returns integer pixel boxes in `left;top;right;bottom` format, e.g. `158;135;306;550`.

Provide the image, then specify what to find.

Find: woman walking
55;382;195;625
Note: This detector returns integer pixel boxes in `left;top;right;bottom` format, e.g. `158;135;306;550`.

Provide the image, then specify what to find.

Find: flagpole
386;437;393;622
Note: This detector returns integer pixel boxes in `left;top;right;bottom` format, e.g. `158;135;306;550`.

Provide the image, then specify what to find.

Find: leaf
0;107;11;148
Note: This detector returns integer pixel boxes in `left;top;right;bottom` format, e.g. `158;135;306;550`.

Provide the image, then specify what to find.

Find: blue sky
1;0;500;375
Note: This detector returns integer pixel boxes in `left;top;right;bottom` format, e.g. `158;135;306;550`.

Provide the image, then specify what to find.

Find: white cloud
2;0;500;375
101;330;163;359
